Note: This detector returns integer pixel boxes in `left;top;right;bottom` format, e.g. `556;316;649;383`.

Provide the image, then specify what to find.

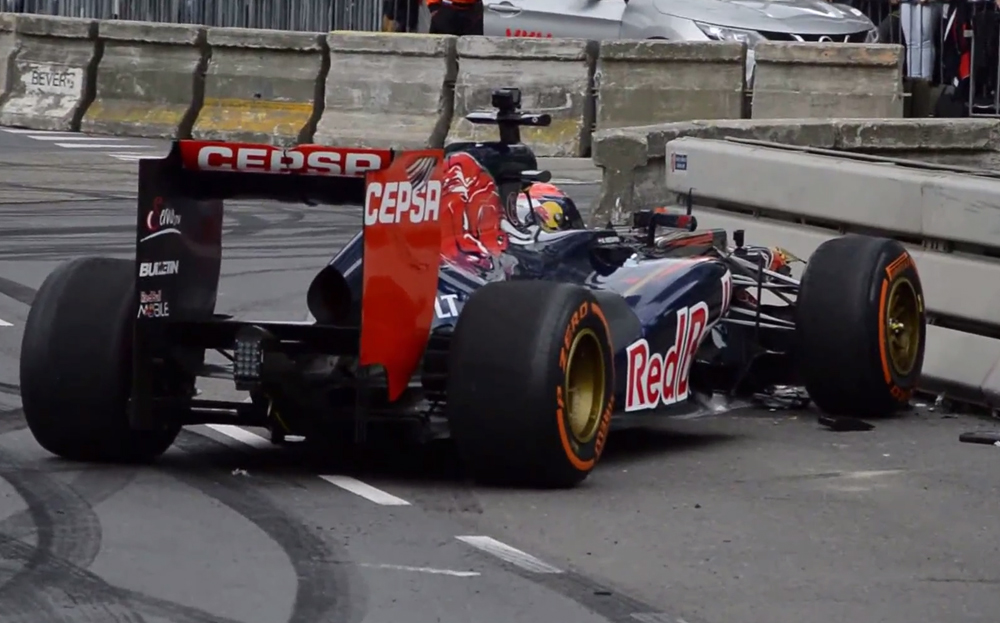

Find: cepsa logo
364;179;443;226
185;143;387;177
624;302;712;412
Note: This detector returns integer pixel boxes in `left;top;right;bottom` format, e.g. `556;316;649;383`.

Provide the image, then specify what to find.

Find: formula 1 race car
19;87;927;488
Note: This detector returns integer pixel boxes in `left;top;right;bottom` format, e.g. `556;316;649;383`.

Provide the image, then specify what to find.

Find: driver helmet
514;183;581;232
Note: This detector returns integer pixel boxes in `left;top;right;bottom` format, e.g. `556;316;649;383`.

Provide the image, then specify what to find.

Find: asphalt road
1;127;999;623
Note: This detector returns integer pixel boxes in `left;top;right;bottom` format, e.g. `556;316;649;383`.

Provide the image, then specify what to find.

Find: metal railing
0;0;387;31
849;0;1000;116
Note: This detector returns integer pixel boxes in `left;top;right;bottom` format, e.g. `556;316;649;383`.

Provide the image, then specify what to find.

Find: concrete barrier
0;14;19;103
594;40;745;130
750;43;904;119
448;36;597;158
658;136;1000;408
81;21;205;138
313;32;457;149
0;14;98;131
591;117;1000;224
193;27;325;145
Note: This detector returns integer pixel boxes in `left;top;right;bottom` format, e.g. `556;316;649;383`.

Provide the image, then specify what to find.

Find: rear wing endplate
135;139;446;400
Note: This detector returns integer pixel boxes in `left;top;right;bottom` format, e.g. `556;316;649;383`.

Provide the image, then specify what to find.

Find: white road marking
360;563;479;577
0;128;78;134
27;135;130;142
0;318;11;327
319;475;411;506
110;153;154;161
56;142;153;149
455;536;562;574
204;423;272;449
630;613;685;623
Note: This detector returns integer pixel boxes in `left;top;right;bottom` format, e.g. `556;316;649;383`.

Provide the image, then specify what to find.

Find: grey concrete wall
751;43;905;119
591;118;1000;226
0;14;98;131
81;20;205;138
595;40;746;130
448;36;597;157
193;27;325;146
314;32;457;149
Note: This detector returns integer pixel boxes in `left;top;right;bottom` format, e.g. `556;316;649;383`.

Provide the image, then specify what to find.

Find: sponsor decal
670;153;687;172
139;260;179;278
721;270;732;315
364;178;442;226
625;302;712;412
505;28;553;38
180;142;388;177
137;290;169;318
22;65;82;96
141;197;181;243
434;293;460;319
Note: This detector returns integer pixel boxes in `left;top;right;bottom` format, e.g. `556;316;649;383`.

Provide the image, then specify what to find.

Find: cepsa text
625;302;711;412
364;180;442;226
187;144;386;177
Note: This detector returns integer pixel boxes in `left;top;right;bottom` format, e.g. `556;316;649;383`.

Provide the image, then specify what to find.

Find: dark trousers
429;2;484;36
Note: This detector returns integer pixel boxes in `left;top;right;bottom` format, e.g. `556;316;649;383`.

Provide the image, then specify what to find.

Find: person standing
382;0;422;32
427;0;484;35
895;0;942;80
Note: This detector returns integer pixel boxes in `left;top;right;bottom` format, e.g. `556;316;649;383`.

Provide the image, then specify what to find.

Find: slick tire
446;281;615;488
19;257;180;462
796;235;926;417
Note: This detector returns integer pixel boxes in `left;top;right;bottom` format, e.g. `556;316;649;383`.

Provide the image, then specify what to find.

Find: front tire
446;281;616;488
19;257;180;462
795;235;926;417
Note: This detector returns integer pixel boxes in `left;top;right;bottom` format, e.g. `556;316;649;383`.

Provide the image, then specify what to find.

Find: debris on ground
752;385;811;410
959;431;1000;445
231;468;249;477
818;415;875;432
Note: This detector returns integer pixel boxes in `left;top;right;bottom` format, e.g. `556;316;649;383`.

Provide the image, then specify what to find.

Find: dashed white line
319;475;411;506
360;563;479;577
456;536;563;574
204;423;272;449
56;142;153;149
110;153;154;161
202;423;413;506
0;128;77;134
26;135;130;142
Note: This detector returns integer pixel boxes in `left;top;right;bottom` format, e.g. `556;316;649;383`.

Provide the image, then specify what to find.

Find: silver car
484;0;878;81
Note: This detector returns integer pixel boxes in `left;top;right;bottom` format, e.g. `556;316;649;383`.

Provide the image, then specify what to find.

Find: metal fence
847;0;1000;116
0;0;386;31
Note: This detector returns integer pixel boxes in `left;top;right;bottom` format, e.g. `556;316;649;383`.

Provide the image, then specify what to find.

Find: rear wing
135;139;446;400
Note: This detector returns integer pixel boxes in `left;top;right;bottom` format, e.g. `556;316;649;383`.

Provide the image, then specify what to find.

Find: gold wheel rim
886;278;920;376
564;328;606;444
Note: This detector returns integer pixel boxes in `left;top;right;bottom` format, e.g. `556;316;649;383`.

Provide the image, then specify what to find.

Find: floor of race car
0;129;998;623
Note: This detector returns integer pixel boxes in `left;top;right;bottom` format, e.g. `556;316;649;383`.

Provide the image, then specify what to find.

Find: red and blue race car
19;87;926;488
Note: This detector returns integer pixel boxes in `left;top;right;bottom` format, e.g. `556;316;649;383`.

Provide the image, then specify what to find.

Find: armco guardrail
658;136;1000;407
0;13;908;154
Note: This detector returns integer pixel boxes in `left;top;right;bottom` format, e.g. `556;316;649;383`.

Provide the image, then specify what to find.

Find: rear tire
19;257;180;462
446;281;615;488
795;235;926;417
